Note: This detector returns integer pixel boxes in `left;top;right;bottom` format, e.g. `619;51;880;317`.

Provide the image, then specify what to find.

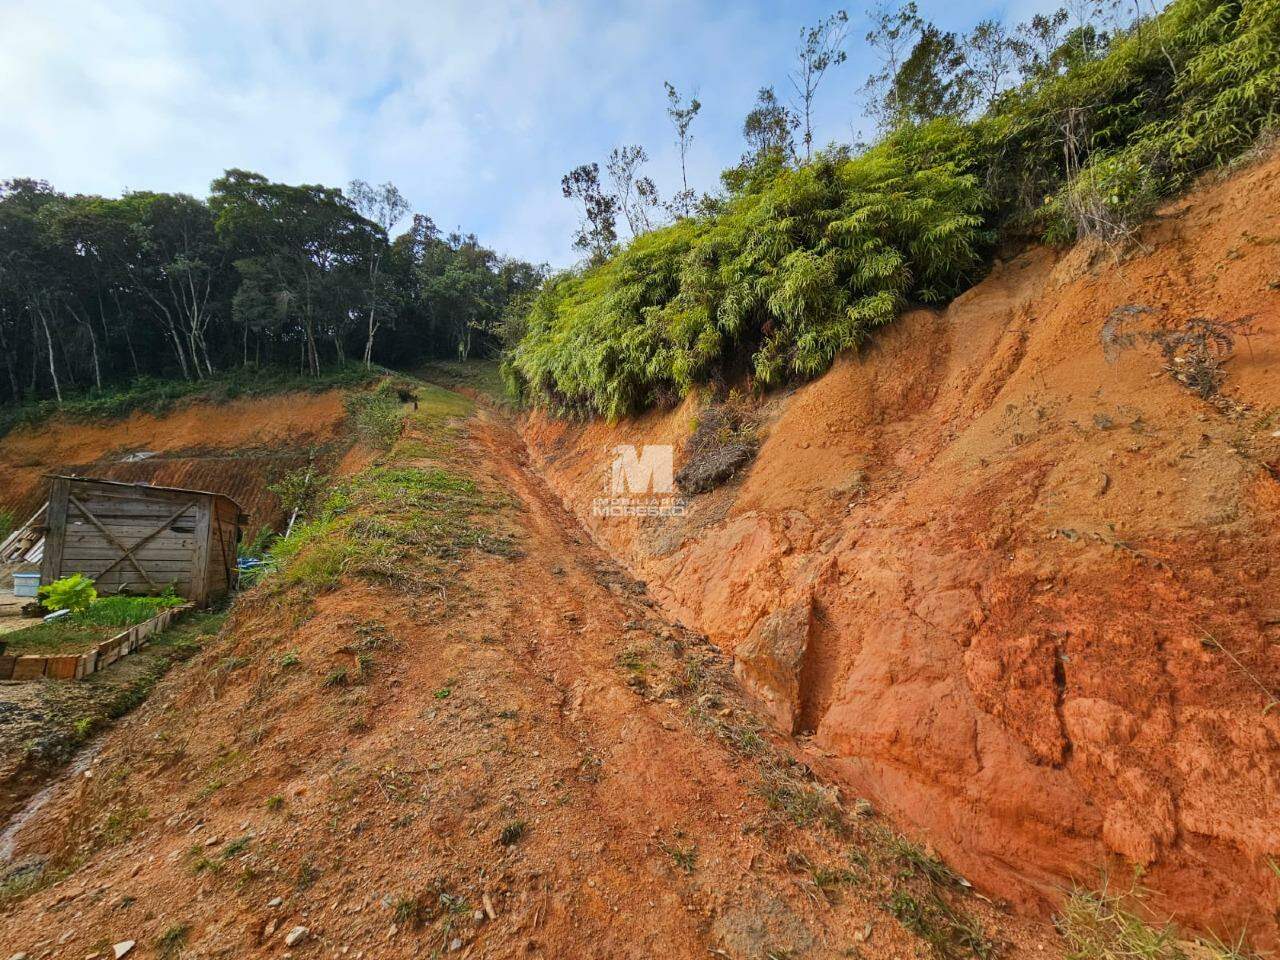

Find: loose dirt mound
0;390;352;534
521;152;1280;944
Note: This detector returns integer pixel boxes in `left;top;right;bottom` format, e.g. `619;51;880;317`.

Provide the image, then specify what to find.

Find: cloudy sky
1;0;1064;267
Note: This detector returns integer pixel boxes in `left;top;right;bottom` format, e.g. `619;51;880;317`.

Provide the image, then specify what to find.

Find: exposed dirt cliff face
521;152;1280;942
0;390;354;535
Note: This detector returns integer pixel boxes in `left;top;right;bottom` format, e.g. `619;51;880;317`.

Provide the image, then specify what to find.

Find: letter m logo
610;444;674;495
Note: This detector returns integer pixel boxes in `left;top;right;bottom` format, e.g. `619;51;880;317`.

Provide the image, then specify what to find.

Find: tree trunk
37;305;63;403
169;323;192;381
86;320;102;390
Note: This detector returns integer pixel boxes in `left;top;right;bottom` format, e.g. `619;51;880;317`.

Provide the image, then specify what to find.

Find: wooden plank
63;550;190;561
208;512;234;601
190;496;212;606
0;504;46;562
65;546;197;562
68;483;205;507
65;559;194;574
65;532;197;549
65;524;197;541
41;476;70;584
70;489;195;506
90;573;193;586
69;507;197;522
68;494;158;590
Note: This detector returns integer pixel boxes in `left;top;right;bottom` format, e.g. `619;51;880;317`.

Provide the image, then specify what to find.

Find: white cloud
1;0;1077;266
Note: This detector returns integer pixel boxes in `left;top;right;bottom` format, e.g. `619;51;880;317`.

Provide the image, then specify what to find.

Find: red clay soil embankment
521;152;1280;943
0;390;354;536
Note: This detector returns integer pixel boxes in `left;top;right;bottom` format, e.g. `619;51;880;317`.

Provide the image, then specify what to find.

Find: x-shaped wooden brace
68;494;196;591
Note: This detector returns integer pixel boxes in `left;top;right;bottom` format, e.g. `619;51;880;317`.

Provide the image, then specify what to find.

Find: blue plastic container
12;573;40;598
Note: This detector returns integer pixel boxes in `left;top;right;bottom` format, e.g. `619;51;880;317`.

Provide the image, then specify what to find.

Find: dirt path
0;399;1054;959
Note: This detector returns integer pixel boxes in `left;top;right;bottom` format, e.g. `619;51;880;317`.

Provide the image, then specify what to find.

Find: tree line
559;0;1152;264
0;171;545;404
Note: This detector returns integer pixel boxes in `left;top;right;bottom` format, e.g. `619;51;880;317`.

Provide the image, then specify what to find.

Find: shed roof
44;475;246;515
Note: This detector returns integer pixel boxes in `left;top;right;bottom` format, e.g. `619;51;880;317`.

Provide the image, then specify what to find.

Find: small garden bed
2;595;186;658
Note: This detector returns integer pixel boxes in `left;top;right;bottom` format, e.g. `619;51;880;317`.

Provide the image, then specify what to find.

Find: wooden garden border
0;603;194;681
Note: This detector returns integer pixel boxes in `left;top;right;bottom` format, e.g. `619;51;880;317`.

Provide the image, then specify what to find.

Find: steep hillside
521;151;1280;943
0;390;356;538
0;387;1064;960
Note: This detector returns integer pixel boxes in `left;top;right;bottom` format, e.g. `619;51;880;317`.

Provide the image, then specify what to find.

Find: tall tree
663;82;702;218
1015;8;1070;79
966;19;1022;109
606;145;660;238
347;180;408;368
211;170;374;376
789;11;849;161
743;86;798;165
889;24;975;126
864;1;923;131
561;163;618;266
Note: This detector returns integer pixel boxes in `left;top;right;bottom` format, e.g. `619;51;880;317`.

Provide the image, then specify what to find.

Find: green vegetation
508;141;984;417
1058;881;1260;959
258;379;505;593
887;889;995;960
156;923;191;959
37;573;98;614
507;0;1280;418
0;168;542;412
498;819;528;846
344;382;408;448
4;591;186;656
0;363;381;439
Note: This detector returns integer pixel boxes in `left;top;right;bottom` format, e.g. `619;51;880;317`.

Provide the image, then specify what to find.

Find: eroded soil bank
520;152;1280;943
0;389;356;538
0;394;1060;959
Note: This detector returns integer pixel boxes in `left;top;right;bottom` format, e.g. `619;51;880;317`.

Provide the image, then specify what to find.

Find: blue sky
1;0;1066;266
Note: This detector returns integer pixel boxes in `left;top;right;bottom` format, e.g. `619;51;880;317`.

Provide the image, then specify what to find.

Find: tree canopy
0;172;544;405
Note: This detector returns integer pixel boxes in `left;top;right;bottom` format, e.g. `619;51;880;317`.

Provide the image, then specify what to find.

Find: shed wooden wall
41;479;238;605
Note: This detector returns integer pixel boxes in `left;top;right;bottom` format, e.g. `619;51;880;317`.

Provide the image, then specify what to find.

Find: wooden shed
39;477;245;607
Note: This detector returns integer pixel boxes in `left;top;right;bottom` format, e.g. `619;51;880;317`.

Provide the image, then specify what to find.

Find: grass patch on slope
1058;880;1262;959
262;378;509;594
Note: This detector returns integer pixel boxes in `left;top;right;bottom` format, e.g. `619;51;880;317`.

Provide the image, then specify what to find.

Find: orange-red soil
0;409;1058;959
0;390;352;535
521;152;1280;944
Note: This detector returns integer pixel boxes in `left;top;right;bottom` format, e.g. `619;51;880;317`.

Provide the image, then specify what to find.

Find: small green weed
660;840;698;873
156;923;190;959
886;889;994;960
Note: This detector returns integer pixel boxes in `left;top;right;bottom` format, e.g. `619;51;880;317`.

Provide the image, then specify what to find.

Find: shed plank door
62;490;199;596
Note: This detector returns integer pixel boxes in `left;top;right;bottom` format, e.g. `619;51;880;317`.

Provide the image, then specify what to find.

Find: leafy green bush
0;509;13;543
506;0;1280;418
343;383;405;448
977;0;1280;240
507;124;986;418
38;573;98;613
